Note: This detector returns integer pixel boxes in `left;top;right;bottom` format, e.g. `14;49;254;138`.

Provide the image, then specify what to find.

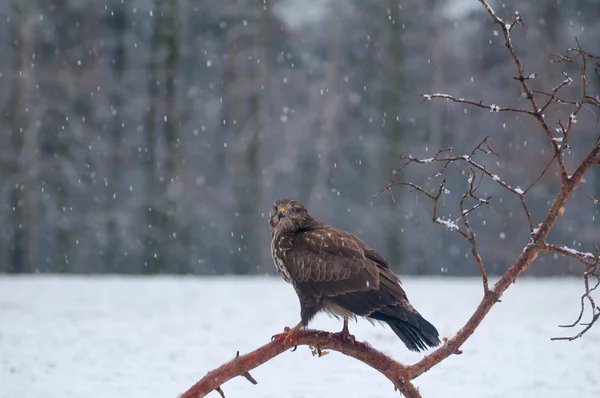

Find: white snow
569;113;578;123
436;218;459;231
559;246;595;260
1;276;599;398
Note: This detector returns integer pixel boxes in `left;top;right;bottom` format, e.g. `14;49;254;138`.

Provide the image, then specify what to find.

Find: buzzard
269;198;440;352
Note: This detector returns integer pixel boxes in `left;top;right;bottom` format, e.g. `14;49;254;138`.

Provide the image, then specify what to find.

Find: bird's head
269;198;312;233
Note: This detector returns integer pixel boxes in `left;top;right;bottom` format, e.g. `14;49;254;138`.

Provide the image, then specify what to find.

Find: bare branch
536;72;574;114
380;139;535;233
409;140;600;379
180;330;421;398
523;152;557;194
548;244;600;341
418;93;532;115
476;0;570;184
585;195;600;206
552;276;600;341
234;351;258;385
459;169;491;292
543;244;596;265
376;148;495;294
552;312;600;342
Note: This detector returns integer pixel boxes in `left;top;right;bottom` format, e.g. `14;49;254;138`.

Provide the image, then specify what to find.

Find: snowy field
1;275;599;398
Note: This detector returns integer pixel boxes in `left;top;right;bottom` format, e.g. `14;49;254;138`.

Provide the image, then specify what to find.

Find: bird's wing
284;223;440;352
285;224;401;300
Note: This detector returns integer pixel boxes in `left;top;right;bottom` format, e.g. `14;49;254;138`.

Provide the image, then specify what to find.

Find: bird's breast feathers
271;231;294;283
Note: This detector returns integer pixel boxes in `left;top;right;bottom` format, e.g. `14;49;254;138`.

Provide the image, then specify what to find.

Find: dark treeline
1;0;598;275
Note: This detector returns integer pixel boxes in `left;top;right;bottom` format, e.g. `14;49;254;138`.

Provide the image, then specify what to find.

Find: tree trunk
312;2;341;205
6;3;38;273
422;0;444;275
382;0;405;272
162;0;190;274
224;0;272;274
104;1;128;273
143;0;186;274
142;0;163;274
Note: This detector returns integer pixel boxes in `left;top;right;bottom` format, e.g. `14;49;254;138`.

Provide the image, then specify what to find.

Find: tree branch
419;93;532;115
549;244;600;341
408;139;600;379
476;2;570;183
180;330;420;398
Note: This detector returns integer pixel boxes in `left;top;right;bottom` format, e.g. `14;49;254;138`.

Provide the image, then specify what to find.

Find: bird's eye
290;207;296;212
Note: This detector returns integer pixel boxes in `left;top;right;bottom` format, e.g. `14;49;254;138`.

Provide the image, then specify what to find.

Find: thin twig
523;153;557;194
459;169;491;292
478;1;569;183
419;93;533;115
543;244;596;265
585;195;600;206
380;143;535;233
549;244;600;340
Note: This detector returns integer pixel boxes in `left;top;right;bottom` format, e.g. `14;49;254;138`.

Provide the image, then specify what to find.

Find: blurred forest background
0;0;599;275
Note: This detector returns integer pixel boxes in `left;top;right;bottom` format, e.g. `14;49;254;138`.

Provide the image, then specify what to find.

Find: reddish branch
181;330;419;398
549;244;600;341
407;140;600;379
183;1;599;396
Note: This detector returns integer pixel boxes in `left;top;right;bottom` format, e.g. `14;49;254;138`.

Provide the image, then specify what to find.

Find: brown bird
269;198;440;352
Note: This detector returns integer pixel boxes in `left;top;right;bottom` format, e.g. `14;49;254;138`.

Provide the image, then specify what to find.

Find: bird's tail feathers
371;308;440;352
387;317;440;352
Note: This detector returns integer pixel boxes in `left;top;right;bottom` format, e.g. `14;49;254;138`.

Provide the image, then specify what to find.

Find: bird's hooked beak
277;207;286;220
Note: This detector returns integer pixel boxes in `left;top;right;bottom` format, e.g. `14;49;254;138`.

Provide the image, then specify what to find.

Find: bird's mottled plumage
269;198;440;352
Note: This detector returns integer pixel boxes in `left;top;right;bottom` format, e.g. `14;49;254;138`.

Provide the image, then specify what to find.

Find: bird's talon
334;331;356;343
333;318;355;343
283;334;298;347
272;324;300;347
271;332;287;341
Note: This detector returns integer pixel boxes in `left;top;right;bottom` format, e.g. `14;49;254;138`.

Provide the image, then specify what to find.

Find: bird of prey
269;198;440;352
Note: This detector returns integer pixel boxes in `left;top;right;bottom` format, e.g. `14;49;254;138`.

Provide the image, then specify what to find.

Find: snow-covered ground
1;275;598;398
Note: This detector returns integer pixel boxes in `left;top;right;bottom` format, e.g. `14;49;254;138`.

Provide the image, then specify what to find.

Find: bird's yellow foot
272;322;302;347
